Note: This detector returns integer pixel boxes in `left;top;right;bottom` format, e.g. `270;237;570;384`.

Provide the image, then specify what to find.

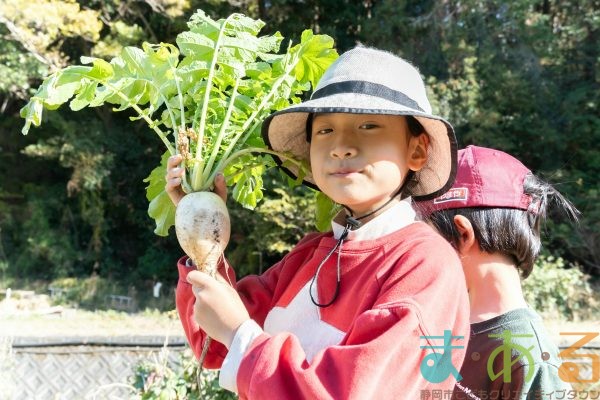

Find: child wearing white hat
168;46;470;399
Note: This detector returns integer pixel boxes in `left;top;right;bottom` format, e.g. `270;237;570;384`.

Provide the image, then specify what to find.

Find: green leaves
20;9;338;236
224;154;274;209
83;57;114;80
314;192;340;232
144;152;176;237
292;30;338;88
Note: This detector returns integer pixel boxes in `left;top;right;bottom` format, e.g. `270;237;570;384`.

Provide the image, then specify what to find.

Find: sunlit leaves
21;9;338;235
314;192;340;232
292;30;338;89
144;152;176;236
0;0;103;68
224;154;273;209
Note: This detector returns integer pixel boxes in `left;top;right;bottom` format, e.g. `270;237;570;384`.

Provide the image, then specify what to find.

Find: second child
417;145;577;399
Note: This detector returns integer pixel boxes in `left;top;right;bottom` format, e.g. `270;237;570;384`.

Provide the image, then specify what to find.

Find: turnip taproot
174;190;232;376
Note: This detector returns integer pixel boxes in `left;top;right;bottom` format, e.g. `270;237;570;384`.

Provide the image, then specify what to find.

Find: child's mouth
331;169;361;178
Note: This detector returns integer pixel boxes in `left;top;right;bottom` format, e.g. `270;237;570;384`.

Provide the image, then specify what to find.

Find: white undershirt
331;197;416;240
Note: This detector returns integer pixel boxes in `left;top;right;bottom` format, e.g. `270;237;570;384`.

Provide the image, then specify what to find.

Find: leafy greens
20;10;338;236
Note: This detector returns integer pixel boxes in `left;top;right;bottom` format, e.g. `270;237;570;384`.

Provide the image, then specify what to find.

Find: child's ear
453;215;476;255
407;133;429;171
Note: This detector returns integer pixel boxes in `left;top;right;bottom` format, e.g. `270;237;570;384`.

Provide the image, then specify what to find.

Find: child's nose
330;143;357;159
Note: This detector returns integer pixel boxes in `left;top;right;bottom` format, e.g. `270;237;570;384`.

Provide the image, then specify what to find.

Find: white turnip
175;192;230;274
175;191;231;377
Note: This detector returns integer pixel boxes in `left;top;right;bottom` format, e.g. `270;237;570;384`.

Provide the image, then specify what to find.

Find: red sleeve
175;257;229;367
235;234;470;399
176;257;293;367
175;233;322;368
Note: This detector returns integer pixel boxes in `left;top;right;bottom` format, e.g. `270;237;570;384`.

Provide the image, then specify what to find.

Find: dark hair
306;113;425;198
422;174;579;278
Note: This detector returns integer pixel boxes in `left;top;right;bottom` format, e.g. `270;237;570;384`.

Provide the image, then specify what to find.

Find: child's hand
165;154;186;206
165;155;227;205
187;270;250;348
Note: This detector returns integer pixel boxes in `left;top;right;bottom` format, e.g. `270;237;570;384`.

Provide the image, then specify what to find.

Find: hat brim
262;93;457;200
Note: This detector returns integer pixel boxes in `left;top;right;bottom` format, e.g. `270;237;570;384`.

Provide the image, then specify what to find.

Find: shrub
130;348;236;400
522;255;598;320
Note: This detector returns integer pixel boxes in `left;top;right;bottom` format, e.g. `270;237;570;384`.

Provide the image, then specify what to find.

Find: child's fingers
165;157;186;206
165;176;183;192
167;154;183;169
187;270;211;288
166;167;184;181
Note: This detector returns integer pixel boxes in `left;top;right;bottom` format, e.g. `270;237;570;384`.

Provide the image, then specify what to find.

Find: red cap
418;145;534;215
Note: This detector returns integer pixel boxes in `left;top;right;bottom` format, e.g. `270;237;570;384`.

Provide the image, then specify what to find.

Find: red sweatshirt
177;217;470;399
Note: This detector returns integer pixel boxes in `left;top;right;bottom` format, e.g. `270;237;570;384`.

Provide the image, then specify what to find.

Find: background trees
0;0;597;292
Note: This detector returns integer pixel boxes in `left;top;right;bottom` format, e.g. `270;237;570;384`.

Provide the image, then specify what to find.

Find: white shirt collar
331;197;417;241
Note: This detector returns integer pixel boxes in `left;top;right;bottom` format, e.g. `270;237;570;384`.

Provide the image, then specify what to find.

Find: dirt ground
0;309;185;338
0;289;185;338
4;313;599;346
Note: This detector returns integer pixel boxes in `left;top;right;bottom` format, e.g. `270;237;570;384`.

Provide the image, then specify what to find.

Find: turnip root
175;191;231;274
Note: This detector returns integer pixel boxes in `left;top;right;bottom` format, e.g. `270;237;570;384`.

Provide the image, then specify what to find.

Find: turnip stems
192;14;234;189
200;78;241;187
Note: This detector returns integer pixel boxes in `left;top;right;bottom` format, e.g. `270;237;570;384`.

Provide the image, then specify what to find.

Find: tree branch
0;15;57;70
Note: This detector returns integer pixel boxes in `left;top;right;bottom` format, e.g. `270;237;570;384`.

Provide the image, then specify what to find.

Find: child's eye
315;128;333;135
359;123;378;130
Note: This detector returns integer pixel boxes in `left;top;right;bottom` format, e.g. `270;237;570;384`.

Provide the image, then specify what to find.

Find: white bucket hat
262;46;457;200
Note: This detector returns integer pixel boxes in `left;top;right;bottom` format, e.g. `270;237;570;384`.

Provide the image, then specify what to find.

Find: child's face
310;113;427;215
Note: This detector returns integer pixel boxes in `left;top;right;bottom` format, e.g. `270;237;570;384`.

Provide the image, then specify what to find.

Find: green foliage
0;37;47;99
47;276;105;307
0;0;103;69
131;348;236;400
45;275;176;311
314;191;339;232
226;179;318;276
21;9;337;236
13;184;79;279
91;21;146;59
144;153;178;237
255;0;374;51
522;255;597;320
